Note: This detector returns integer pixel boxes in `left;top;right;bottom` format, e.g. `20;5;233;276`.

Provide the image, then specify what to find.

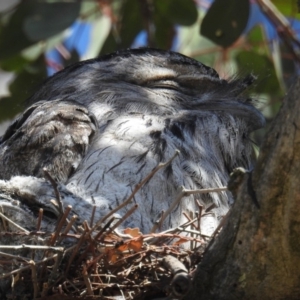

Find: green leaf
0;55;47;122
248;25;264;45
155;0;198;26
235;51;281;95
101;0;143;54
169;0;198;25
0;95;24;122
0;2;35;60
0;55;31;72
247;25;269;55
23;1;81;41
177;9;219;66
21;31;66;61
153;16;175;49
0;0;80;60
200;0;250;47
118;0;143;48
150;0;197;48
271;0;298;18
100;32;119;55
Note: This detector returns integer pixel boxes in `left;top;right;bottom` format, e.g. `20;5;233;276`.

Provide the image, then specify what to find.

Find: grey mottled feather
0;48;265;235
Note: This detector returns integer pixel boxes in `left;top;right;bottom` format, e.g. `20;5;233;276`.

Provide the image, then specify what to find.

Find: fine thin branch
146;217;207;245
151;186;227;233
43;168;64;214
256;0;300;64
101;204;139;239
0;245;64;252
0;251;30;262
49;205;72;246
0;211;30;233
0;253;59;280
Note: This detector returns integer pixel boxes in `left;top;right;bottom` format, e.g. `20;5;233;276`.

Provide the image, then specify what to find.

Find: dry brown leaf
107;249;120;263
103;232;123;243
172;238;189;246
117;243;129;252
127;238;143;252
123;227;142;237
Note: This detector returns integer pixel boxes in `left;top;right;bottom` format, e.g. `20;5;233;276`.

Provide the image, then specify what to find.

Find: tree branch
187;78;300;299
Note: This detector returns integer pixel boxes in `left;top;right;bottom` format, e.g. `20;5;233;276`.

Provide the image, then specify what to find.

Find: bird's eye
148;80;180;92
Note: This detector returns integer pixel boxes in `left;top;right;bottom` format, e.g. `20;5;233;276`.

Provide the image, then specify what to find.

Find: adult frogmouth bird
0;48;265;235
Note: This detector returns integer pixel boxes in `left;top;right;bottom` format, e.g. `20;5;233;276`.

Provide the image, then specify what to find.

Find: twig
0;211;30;233
83;220;91;232
151;210;165;233
145;233;203;245
57;214;78;244
162;255;191;298
177;227;207;237
180;217;201;229
117;284;125;299
189;211;194;250
43;168;64;214
0;251;29;262
0;231;47;238
256;0;300;64
41;283;48;298
90;205;96;227
83;265;94;296
151;186;227;233
0;245;64;251
147;217;199;242
182;212;197;230
93;216;116;241
58;284;64;295
195;211;200;232
195;200;203;232
0;204;7;231
36;208;43;231
66;230;87;273
204;203;217;213
148;227;206;246
49;205;72;246
0;254;59;280
64;279;80;293
30;260;40;298
101;204;139;239
48;251;64;286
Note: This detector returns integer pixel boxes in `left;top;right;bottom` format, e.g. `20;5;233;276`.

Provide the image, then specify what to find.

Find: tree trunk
188;78;300;299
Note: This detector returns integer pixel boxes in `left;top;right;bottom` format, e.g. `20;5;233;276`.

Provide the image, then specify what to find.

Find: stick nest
0;206;212;300
0;153;223;299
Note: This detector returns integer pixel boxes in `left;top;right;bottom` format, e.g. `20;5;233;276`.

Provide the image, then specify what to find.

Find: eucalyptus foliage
0;0;298;125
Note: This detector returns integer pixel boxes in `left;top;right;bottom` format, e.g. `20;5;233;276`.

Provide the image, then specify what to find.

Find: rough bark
188;78;300;299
